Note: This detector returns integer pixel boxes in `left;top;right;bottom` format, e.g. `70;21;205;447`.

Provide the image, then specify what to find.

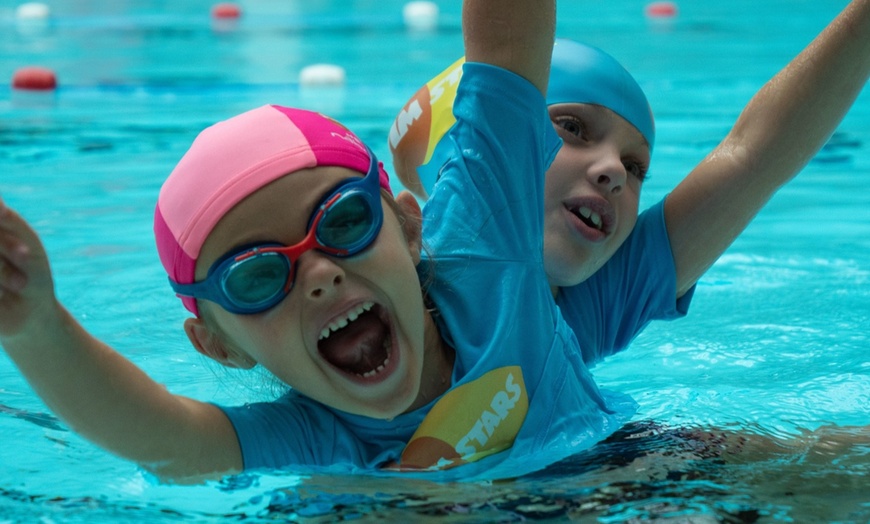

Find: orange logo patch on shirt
396;366;528;470
388;57;465;194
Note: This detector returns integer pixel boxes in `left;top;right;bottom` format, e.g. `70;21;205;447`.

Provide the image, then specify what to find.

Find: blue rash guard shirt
558;199;695;367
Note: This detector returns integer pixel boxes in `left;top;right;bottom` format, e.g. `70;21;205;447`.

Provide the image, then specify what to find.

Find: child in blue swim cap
391;0;870;366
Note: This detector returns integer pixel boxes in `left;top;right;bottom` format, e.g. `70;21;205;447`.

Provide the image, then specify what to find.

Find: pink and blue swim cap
389;39;654;196
154;104;392;316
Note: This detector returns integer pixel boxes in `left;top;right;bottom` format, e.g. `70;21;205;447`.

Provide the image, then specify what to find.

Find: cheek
218;319;271;365
543;164;575;208
373;241;422;306
220;310;305;365
621;183;641;217
370;211;421;277
544;145;591;190
370;223;426;310
614;206;639;246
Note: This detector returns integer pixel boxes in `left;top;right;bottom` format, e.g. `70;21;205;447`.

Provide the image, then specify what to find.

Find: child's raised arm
462;0;555;97
666;0;870;297
0;197;241;482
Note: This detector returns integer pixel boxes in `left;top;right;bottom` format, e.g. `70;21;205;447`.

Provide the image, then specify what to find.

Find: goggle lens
223;253;290;309
317;192;378;251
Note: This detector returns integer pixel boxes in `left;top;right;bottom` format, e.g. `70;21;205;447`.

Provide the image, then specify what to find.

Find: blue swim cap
389;39;654;197
548;39;654;151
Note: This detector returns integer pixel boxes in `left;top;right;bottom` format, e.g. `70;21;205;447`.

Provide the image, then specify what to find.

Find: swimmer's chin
368;390;420;421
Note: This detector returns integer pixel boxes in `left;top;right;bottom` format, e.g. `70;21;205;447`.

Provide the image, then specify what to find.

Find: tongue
318;310;389;375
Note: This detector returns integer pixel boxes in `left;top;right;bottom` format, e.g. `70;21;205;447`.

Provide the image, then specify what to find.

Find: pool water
2;0;869;522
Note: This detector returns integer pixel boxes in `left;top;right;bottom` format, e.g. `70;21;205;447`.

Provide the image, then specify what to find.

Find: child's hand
0;197;57;341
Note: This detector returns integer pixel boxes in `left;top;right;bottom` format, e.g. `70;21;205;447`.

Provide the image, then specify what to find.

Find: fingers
0;198;60;341
0;202;34;295
0;251;29;295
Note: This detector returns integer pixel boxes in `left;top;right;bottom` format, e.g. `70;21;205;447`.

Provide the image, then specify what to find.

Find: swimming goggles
170;147;384;315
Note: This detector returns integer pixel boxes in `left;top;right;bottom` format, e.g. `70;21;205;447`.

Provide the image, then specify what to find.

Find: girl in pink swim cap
152;104;438;423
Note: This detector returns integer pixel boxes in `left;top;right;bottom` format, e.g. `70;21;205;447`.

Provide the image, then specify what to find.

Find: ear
395;190;423;265
184;317;256;369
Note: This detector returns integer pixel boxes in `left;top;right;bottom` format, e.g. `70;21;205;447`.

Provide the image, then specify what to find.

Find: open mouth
318;301;392;379
569;205;604;232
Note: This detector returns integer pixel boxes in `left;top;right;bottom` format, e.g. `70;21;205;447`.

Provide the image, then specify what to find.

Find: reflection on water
2;422;867;522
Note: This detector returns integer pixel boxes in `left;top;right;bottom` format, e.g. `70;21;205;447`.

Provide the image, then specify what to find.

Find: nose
296;250;346;300
587;145;626;195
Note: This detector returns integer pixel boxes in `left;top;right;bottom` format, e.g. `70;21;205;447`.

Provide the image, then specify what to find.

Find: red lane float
11;66;57;90
212;3;242;19
645;1;678;18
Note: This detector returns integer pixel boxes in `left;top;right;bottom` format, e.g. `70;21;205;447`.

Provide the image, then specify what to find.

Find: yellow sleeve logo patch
396;366;527;470
387;57;465;197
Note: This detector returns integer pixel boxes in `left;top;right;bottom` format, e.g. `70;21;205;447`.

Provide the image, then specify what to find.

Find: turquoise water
2;0;869;521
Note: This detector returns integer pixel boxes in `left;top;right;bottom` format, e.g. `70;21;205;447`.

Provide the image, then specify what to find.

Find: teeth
319;301;374;340
361;357;390;378
358;337;392;378
577;206;603;230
